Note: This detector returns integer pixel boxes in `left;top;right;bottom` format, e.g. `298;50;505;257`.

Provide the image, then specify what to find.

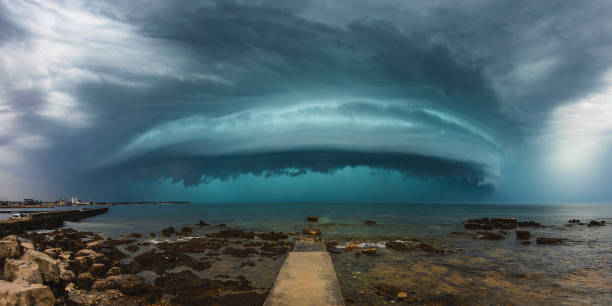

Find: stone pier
264;239;345;306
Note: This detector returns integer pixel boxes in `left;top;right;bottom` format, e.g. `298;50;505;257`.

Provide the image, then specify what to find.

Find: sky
1;0;612;203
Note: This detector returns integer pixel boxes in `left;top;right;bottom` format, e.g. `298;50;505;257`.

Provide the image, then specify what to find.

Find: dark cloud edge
86;148;497;190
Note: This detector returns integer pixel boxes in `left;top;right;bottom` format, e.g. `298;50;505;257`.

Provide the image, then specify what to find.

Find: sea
2;203;610;305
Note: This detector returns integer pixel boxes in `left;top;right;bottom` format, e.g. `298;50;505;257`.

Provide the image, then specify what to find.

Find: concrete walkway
264;240;345;306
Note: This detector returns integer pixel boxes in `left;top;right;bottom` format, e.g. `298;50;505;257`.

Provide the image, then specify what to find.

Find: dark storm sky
1;0;612;203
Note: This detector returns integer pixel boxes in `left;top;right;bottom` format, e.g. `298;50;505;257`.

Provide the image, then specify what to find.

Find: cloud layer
1;0;612;201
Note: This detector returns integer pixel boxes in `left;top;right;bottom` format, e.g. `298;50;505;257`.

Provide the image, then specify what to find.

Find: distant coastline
0;201;190;209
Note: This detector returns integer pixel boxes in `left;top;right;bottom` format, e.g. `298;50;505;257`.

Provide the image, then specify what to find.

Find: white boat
9;213;28;219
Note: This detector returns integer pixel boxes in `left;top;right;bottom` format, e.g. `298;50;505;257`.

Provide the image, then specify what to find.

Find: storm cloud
1;0;612;202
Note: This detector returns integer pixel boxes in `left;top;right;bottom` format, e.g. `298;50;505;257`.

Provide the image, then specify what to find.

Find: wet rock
375;284;401;298
134;249;211;274
149;232;156;237
155;270;255;304
23;228;103;253
385;241;409;251
480;223;495;230
21;249;60;283
161;226;175;237
361;248;377;255
66;289;123;306
257;231;289;241
89;263;107;277
223;247;258;258
364;220;377;225
474;231;505;240
0;235;22;261
303;229;321;235
568;219;580;223
218;224;226;227
515;230;531;240
92;274;151;295
197;220;210;226
105;266;122;276
58;262;76;283
127;233;142;239
521;241;531;245
588;220;605;227
0;280;55;306
43;248;60;259
494;222;517;229
177;226;192;236
125;245;139;253
104;237;136;246
517;221;543;228
327;246;343;254
307;216;319;222
417;243;446;254
260;241;292;257
156;236;225;253
463;222;481;230
536;237;565;245
76;272;95;290
4;259;43;284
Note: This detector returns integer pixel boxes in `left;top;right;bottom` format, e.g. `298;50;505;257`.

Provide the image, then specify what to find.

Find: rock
76;272;95;290
375;284;401;298
397;291;408;299
67;289;123;306
92;274;150;295
515;231;531;240
149;232;156;237
361;248;377;255
4;259;43;284
20;242;34;252
499;230;508;235
161;226;175;237
0;280;55;306
257;232;289;241
196;220;210;226
385;241;409;251
218;224;226;227
222;247;258;258
89;263;107;277
307;216;319;222
463;222;480;230
568;219;580;223
43;248;60;259
521;241;531;245
303;229;321;235
536;237;564;245
474;231;505;240
21;249;60;283
125;245;139;253
517;221;543;228
480;223;495;230
494;222;517;229
58;262;76;282
0;235;22;260
177;226;192;236
106;266;122;276
492;217;517;223
364;220;377;225
327;246;343;254
346;242;360;250
588;220;605;227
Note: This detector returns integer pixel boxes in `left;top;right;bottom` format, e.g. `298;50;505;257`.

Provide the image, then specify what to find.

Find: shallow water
4;203;610;304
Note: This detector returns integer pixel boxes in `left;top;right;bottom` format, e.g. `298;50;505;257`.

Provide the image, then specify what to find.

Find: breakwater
0;208;108;236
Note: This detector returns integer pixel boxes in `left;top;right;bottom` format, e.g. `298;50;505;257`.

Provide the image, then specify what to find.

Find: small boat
9;213;28;219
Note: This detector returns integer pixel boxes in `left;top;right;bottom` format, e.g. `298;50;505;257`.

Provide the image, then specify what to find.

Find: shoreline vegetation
0;214;608;305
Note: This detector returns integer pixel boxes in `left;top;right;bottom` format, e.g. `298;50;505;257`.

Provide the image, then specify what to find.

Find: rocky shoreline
0;222;296;305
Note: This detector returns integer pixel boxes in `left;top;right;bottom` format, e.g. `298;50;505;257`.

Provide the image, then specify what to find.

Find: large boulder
0;235;22;261
0;280;55;306
58;262;76;283
92;274;150;295
21;249;60;283
4;259;43;284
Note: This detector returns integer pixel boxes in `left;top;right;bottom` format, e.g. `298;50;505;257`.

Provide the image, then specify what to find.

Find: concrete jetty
264;239;345;306
0;208;108;236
